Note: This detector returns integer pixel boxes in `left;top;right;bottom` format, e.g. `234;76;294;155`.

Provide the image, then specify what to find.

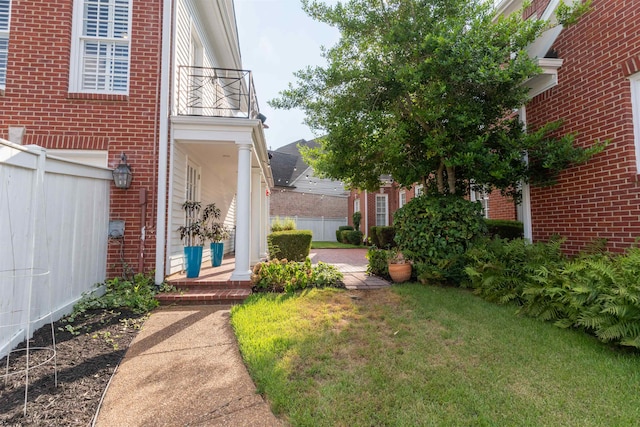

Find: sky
234;1;340;150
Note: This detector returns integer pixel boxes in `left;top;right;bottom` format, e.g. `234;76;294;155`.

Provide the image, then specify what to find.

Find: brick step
168;280;253;291
156;288;252;306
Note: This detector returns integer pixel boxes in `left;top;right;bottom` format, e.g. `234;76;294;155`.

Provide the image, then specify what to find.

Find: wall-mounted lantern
113;153;133;189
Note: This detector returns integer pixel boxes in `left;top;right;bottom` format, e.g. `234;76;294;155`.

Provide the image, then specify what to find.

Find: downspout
154;0;172;285
520;106;533;242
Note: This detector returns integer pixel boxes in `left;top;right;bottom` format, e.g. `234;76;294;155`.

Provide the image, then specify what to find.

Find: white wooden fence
0;140;112;359
270;216;348;241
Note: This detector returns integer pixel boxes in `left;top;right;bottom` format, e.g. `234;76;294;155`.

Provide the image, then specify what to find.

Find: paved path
95;306;282;427
95;249;388;426
309;248;390;290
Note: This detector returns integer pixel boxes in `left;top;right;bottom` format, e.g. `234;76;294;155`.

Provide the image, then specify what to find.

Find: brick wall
348;185;399;237
487;190;517;220
270;188;348;218
526;0;640;254
0;0;163;276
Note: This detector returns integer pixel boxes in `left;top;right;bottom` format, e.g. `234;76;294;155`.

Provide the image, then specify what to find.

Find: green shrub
369;226;381;247
394;195;486;283
337;225;354;243
345;230;364;245
464;238;640;349
252;258;344;293
464;237;566;304
271;216;297;232
353;211;362;231
71;272;161;315
366;247;389;278
376;226;396;248
485;219;524;240
268;230;312;262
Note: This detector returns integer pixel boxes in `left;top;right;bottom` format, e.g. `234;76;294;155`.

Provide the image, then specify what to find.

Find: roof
269;139;319;188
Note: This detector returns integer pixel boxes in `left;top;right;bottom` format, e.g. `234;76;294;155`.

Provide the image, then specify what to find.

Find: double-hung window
69;0;132;94
375;194;388;226
0;0;10;90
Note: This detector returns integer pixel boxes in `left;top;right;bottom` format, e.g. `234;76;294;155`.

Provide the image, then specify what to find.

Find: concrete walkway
309;248;391;290
95;306;283;427
95;248;388;426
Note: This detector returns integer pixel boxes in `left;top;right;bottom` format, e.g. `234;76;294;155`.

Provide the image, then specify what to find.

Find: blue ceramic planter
210;242;224;267
184;246;203;278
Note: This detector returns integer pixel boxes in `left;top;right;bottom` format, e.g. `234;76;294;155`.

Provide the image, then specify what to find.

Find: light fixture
113;153;133;189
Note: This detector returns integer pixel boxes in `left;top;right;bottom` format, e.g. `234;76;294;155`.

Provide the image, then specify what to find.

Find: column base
230;269;252;282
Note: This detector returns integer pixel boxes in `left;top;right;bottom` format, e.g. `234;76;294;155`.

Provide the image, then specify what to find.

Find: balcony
176;66;261;120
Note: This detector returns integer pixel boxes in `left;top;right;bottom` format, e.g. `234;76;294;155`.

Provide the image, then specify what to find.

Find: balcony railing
176;66;261;119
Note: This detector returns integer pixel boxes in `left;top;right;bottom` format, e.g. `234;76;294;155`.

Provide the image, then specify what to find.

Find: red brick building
0;0;273;283
509;0;640;253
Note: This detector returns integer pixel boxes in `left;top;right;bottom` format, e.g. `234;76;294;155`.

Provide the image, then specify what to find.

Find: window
375;194;388;226
470;189;490;219
631;73;640;174
414;184;424;197
399;191;406;208
69;0;132;94
354;198;360;213
0;0;10;90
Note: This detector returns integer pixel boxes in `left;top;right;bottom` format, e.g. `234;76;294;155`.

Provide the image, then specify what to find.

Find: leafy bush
369;226;381;247
394;195;486;283
72;272;163;315
336;225;354;243
464;237;566;304
268;230;312;262
485;219;524;240
353;211;362;231
366;247;389;278
464;238;640;349
376;226;396;248
271;216;296;232
345;230;364;245
252;258;344;293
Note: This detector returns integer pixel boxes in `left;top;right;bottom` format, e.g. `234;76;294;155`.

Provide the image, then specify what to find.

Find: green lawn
311;241;365;249
230;284;640;426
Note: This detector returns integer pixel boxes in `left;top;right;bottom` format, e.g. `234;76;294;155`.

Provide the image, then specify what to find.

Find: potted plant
202;203;229;267
387;247;412;283
177;201;205;278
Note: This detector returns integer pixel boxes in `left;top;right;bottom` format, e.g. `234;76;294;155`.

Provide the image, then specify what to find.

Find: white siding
290;166;349;197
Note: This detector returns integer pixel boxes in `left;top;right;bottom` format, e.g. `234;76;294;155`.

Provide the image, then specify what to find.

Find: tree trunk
446;165;456;195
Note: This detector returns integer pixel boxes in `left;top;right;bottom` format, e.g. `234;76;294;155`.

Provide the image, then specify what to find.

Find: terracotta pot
388;263;412;283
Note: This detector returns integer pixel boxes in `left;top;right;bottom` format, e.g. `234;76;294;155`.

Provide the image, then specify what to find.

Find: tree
270;0;600;199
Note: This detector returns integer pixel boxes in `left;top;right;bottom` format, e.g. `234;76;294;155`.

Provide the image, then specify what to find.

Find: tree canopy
270;0;601;199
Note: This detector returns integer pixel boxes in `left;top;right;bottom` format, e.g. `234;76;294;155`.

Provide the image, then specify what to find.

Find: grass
230;284;640;426
311;241;365;249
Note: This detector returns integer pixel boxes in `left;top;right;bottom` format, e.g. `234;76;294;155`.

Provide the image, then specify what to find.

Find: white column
231;143;253;281
250;168;262;265
260;181;268;259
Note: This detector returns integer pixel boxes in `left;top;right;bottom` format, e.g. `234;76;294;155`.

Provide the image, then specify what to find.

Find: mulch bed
0;309;145;426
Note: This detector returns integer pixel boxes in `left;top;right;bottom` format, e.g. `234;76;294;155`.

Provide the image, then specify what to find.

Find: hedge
336;225;354;242
485;219;524;240
268;230;312;262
